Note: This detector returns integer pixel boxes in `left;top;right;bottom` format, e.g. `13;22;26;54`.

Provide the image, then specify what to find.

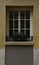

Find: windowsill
5;41;34;45
6;36;34;45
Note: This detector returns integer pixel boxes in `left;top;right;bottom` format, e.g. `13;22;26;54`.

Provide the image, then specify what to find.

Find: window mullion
13;11;14;35
18;11;20;33
8;11;9;37
25;11;26;35
30;11;33;38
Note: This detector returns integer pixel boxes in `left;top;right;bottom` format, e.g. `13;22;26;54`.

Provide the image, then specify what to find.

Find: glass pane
9;10;13;19
14;11;18;19
14;30;18;34
20;11;25;19
9;30;13;37
20;30;24;34
26;20;30;28
20;20;24;28
14;20;18;28
26;30;30;38
9;20;13;28
26;11;30;19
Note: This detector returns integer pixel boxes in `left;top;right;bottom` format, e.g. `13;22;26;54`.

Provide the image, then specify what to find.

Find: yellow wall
0;0;39;49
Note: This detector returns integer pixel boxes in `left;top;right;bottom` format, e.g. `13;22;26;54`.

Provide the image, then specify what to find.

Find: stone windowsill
5;41;34;45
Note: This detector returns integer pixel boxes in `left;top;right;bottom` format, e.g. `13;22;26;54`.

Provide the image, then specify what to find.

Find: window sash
9;10;30;35
6;9;33;41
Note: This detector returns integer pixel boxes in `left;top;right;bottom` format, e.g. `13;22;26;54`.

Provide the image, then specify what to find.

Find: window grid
9;10;30;35
6;9;33;41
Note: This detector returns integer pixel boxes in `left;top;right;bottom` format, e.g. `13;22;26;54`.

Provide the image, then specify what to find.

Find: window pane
9;20;13;28
26;11;30;19
20;11;25;19
9;30;13;37
26;20;30;28
14;11;18;19
26;30;30;38
14;30;18;34
9;10;13;19
14;20;18;28
20;20;24;28
20;30;24;34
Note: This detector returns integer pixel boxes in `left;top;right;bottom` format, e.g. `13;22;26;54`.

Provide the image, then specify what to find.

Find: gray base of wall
0;49;5;65
33;48;39;65
0;48;39;65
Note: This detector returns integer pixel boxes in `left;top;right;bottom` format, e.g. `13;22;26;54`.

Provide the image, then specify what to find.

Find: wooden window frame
6;6;33;45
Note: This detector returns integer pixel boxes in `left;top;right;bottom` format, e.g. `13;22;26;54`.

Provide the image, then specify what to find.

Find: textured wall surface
0;0;39;65
0;0;39;48
33;48;39;65
0;49;5;65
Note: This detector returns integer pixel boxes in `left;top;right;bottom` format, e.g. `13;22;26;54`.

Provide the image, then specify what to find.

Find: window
6;7;33;41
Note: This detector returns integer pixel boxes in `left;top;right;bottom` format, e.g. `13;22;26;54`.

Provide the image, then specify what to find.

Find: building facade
0;0;39;65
